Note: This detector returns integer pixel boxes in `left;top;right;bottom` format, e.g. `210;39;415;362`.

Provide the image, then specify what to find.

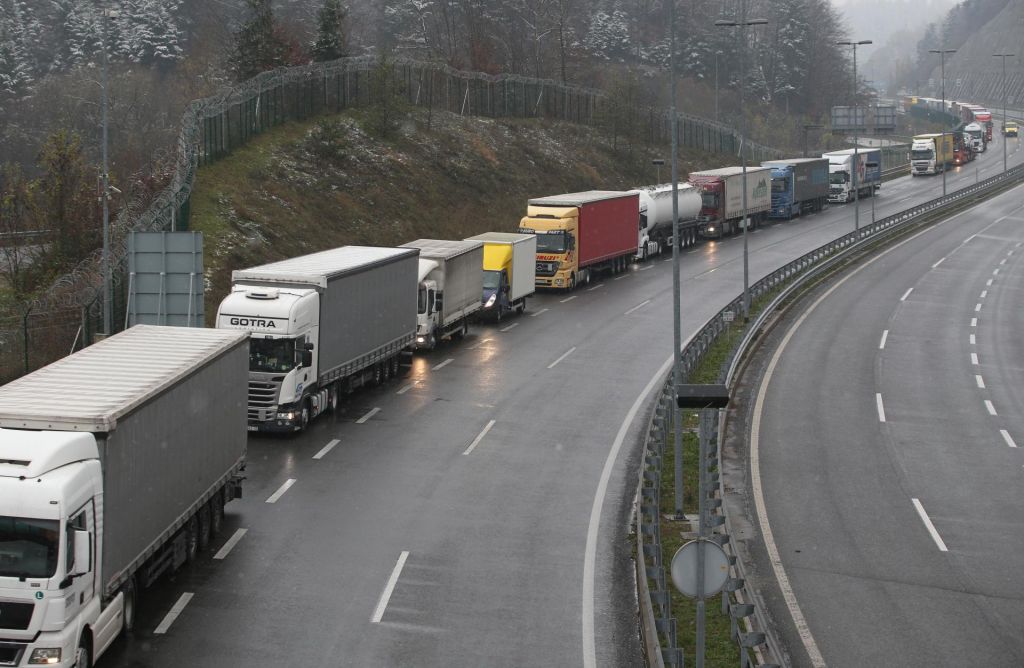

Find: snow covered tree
0;15;33;98
586;9;632;63
230;0;288;81
312;0;348;62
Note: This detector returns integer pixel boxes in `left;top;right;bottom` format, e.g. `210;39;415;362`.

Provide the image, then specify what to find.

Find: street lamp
837;39;872;233
929;48;956;196
993;53;1015;173
715;4;767;322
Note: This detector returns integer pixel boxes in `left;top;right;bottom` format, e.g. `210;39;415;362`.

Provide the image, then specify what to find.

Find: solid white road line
154;592;194;635
560;295;578;303
971;353;979;365
530;308;549;318
970;334;976;345
985;400;997;416
911;499;949;552
1001;430;1018;448
900;288;913;301
266;479;297;504
587;283;605;292
879;330;889;350
932;257;946;269
624;299;651;316
396;381;417;395
371;551;410;623
876;393;886;423
500;322;519;332
313;439;339;460
965;235;976;243
462;419;496;456
355;407;380;424
432;358;454;371
213;529;248;560
469;338;492;350
971;318;978;327
547;346;577;369
976;375;986;389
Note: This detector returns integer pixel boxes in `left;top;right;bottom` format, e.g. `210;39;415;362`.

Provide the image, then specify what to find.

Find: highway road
102;131;1022;667
745;174;1024;664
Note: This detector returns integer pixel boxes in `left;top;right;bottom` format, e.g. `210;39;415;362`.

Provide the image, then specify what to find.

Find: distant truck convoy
519;191;638;289
822;149;882;203
911;133;955;175
760;158;829;219
400;239;484;349
964;122;987;152
630;183;702;259
688;166;772;238
217;246;418;432
0;325;248;668
464;232;536;319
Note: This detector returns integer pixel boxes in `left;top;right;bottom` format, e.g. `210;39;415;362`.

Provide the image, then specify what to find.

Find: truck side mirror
304;342;315;351
71;530;91;577
301;351;313;368
568;236;576;250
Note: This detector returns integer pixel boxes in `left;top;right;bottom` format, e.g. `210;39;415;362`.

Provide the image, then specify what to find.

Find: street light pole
669;0;685;531
993;53;1015;174
101;3;112;335
929;48;956;197
837;39;872;233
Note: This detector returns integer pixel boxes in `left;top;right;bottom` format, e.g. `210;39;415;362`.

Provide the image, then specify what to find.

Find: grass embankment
190;109;735;323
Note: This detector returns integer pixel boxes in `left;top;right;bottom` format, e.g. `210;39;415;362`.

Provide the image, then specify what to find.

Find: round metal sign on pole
670;539;730;598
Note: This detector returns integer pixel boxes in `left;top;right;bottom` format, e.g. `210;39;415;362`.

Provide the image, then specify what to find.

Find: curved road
751;179;1024;666
102;132;1022;667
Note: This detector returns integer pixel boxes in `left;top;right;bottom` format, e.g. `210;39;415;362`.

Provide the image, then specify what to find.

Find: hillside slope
190;109;733;317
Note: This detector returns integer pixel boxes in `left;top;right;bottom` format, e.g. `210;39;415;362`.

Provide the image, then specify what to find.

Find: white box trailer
464;232;536;319
688;166;772;238
0;325;248;667
400;239;484;349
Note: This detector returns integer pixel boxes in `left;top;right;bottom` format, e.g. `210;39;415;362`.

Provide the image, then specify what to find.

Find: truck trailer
822;149;881;203
688;167;772;238
217;246;418;432
911;133;955;175
760;158;829;219
519;191;638;290
464;232;536;319
400;239;484;349
630;183;702;259
0;325;248;668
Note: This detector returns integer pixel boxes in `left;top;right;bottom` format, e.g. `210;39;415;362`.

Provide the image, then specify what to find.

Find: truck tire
328;385;339;413
198;504;212;550
121;577;137;635
210;492;225;536
74;635;92;668
569;273;576;290
184;516;199;564
390;356;401;378
299;400;311;430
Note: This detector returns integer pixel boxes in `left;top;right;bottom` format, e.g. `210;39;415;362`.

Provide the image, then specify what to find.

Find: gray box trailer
400;239;484;349
760;158;829;219
0;324;248;599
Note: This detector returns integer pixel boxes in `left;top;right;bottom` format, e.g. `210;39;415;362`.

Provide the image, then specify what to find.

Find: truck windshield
829;172;848;185
535;232;567;253
418;286;427;314
771;178;788;193
0;516;59;579
700;193;718;208
482;270;501;290
911;149;934;160
249;337;297;373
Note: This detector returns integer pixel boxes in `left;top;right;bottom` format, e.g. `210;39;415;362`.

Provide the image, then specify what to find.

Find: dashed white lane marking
469;338;492;349
879;330;889;350
462;419;496;456
994;268;1000;276
1001;430;1018;448
371;551;410;623
313;439;339;460
971;318;978;327
639;265;654;271
876;393;886;422
355;407;380;424
1008;250;1014;256
547;346;577;369
396;381;417;395
624;299;651;316
932;257;946;269
560;295;578;303
972;353;980;365
986;279;993;287
980;290;988;299
1000;258;1007;265
970;334;976;345
213;528;248;560
985;400;998;416
154;592;194;635
266;478;297;503
900;288;913;301
975;303;983;312
912;499;949;552
530;308;549;318
976;375;986;389
663;257;674;263
432;358;454;371
614;274;630;281
500;322;519;332
587;283;605;292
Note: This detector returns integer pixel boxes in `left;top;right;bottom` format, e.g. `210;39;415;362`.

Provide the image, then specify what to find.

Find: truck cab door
63;503;96;622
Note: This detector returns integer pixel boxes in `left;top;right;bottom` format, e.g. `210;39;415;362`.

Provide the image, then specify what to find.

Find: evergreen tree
0;16;33;98
312;0;348;62
231;0;287;82
35;131;99;269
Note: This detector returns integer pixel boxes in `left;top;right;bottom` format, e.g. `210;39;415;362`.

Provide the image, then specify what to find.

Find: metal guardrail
636;159;1024;667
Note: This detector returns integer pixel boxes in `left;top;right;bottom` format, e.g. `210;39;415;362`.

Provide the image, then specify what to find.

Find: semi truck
464;232;536;319
217;246;418;433
964;122;987;152
911;133;956;175
688;166;772;238
953;131;976;165
630;183;702;259
822;149;881;203
400;239;484;349
518;191;638;290
0;325;248;668
760;158;829;219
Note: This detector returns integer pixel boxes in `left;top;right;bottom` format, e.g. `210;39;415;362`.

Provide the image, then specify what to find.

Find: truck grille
0;643;25;667
536;261;558;277
248;377;283;421
0;602;33;631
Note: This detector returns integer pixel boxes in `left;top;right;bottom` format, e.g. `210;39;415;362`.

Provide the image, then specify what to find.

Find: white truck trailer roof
689;166;771;178
0;325;248;432
232;246;418;288
527;191;634;207
400;239;484;260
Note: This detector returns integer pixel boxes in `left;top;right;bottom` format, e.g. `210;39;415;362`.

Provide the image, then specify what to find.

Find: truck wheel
569;274;576;290
299;401;311;430
373;363;384;385
74;635;92;668
184;516;199;564
383;359;393;381
210;492;225;535
198;505;212;550
121;577;137;635
328;385;339;413
390;356;401;378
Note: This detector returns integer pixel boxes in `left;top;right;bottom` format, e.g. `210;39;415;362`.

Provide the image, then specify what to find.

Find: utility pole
101;1;112;335
670;0;685;532
837;39;873;232
929;48;956;197
993;53;1015;174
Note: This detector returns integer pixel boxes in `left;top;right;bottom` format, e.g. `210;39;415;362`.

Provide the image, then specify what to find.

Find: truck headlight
277;411;296;420
485;294;496;308
28;648;61;664
416;336;425;344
